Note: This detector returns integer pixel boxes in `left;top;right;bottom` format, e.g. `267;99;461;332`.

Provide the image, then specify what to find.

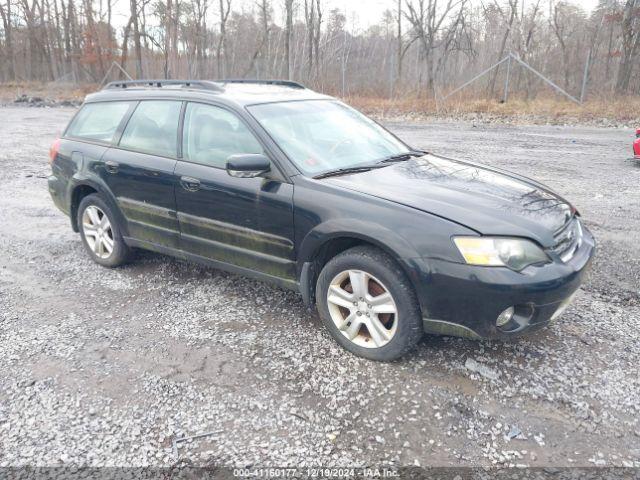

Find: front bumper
410;225;595;340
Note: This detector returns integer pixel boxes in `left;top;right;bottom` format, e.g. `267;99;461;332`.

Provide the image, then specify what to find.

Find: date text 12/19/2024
232;467;400;478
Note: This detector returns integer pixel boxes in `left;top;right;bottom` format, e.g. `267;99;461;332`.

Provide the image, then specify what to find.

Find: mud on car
48;79;595;361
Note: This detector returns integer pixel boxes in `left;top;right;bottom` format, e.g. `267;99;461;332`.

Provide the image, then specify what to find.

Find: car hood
324;154;573;247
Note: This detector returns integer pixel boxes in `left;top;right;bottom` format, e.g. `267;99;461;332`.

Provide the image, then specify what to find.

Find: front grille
550;218;582;262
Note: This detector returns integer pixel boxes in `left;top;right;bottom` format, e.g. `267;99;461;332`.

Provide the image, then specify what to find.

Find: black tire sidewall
77;194;129;268
316;246;423;361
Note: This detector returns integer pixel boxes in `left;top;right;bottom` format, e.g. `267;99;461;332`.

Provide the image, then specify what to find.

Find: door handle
180;176;201;192
105;160;119;174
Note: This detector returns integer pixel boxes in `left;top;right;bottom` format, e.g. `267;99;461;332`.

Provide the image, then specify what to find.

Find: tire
315;245;423;361
77;193;131;268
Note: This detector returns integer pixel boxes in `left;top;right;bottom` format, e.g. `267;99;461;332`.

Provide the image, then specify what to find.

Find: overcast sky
109;0;602;29
327;0;601;31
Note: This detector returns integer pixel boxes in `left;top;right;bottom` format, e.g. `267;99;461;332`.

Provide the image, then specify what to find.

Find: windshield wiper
312;164;387;179
378;150;427;163
312;151;427;179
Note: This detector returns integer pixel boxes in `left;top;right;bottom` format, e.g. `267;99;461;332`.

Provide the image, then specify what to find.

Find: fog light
496;306;515;327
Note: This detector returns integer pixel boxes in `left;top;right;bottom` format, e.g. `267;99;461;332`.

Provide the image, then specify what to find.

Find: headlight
453;236;550;271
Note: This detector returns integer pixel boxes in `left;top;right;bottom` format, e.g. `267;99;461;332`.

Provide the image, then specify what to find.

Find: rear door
174;102;296;284
62;100;134;210
101;100;182;249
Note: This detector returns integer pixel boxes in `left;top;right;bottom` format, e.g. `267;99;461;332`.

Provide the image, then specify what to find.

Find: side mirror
226;154;271;178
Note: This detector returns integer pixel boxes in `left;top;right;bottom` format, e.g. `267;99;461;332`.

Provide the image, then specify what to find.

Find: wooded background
0;0;639;100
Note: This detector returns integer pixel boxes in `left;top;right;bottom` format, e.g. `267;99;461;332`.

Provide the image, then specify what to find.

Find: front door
101;100;182;249
174;102;296;283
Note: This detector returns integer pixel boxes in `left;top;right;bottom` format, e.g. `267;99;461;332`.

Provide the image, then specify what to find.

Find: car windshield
247;100;411;176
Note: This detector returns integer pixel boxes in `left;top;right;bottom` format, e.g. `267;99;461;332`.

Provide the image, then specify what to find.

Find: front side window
119;100;182;157
247;100;411;175
182;102;264;168
65;101;132;143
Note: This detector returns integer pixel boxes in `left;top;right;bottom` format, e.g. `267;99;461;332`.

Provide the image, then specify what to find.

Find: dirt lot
0;106;639;469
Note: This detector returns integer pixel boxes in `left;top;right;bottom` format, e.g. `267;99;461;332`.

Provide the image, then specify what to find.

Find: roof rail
103;79;223;92
216;79;306;89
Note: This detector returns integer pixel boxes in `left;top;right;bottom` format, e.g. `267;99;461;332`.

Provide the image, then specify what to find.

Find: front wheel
315;246;423;361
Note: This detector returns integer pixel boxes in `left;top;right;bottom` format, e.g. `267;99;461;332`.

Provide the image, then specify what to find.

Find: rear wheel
77;194;131;267
316;246;423;361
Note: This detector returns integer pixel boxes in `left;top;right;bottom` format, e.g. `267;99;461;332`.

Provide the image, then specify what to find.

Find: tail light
636;128;640;137
49;138;61;165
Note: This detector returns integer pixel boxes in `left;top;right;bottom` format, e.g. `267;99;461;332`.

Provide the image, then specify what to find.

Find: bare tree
303;0;314;79
216;0;231;77
403;0;468;91
83;0;106;79
283;0;293;79
1;0;639;99
396;0;402;84
313;0;322;79
0;0;16;79
302;0;322;82
550;0;580;90
487;0;517;96
193;0;208;77
243;0;271;77
163;0;173;78
119;16;133;78
615;0;640;93
130;0;143;77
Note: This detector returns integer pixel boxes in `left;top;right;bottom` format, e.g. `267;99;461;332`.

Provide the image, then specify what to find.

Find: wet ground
0;107;639;468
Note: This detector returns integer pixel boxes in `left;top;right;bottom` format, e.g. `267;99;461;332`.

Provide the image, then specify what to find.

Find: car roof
84;80;333;108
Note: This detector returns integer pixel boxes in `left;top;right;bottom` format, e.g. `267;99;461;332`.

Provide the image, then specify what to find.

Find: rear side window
119;101;182;158
65;101;132;143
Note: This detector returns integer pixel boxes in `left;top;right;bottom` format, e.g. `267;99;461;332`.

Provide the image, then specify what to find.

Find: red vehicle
635;128;640;159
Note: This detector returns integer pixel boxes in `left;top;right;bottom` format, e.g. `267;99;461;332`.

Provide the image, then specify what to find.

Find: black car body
48;80;595;360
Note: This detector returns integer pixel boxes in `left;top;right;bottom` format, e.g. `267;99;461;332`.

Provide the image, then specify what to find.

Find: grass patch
1;81;638;127
346;93;640;126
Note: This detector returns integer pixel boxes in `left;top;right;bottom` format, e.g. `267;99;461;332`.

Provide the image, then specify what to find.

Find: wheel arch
68;178;127;235
297;222;422;310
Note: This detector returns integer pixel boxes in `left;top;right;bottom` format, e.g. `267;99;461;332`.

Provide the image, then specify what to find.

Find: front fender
298;218;421;265
297;218;434;312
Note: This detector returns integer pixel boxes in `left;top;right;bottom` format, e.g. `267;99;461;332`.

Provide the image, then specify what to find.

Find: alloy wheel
326;269;398;348
81;205;114;259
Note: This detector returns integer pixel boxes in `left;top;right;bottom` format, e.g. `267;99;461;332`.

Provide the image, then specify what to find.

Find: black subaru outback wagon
48;79;595;361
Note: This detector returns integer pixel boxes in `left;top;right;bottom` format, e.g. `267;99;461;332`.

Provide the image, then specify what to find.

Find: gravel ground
0;107;639;470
